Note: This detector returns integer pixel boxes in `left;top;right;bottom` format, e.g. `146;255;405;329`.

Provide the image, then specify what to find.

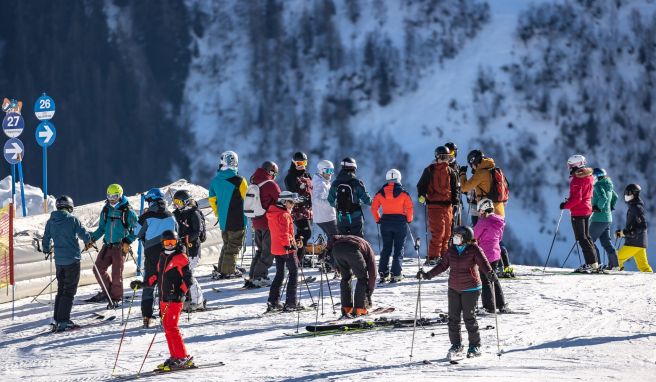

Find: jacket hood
108;195;130;209
148;199;167;213
50;210;71;222
478;157;496;170
251;167;273;184
481;213;505;228
377;182;406;198
596;176;613;186
312;173;330;183
628;196;644;206
216;168;238;179
336;169;357;182
573;167;593;178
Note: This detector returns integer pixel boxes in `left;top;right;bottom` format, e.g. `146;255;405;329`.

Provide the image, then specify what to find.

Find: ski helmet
278;191;301;204
144;188;164;202
173;189;192;209
453;225;474;243
219;150;239;169
106;183;123;203
435;145;450;157
292;152;308;169
567;154;586;170
317;159;334;176
161;230;178;248
445;142;458;158
592;168;607;179
467;150;484;166
56;195;74;212
340;157;357;170
262;161;279;177
477;198;494;214
624;183;641;197
386;169;402;183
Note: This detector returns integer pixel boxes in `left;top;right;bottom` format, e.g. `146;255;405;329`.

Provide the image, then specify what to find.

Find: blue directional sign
4;138;24;164
2;112;24;138
34;93;56;120
35;121;56;147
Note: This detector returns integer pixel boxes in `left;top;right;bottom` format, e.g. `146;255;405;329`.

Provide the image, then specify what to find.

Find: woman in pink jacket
473;198;509;313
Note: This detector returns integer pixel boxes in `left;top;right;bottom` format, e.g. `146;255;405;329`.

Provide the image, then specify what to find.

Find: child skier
615;184;653;272
42;196;93;332
473;198;509;313
266;191;303;312
417;225;495;360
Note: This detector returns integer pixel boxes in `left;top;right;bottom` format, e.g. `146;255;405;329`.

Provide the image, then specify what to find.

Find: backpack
336;181;358;214
427;163;452;202
486;167;510;203
244;180;273;218
101;203;132;229
194;207;207;243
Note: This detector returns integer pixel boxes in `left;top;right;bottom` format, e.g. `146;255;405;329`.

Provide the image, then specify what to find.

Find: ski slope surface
1;262;654;381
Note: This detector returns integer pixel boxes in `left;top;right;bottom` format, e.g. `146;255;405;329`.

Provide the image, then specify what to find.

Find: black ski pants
268;254;298;306
448;288;481;347
54;262;81;322
141;244;161;319
249;228;273;280
571;215;597;265
333;242;371;310
294;219;312;263
480;260;505;311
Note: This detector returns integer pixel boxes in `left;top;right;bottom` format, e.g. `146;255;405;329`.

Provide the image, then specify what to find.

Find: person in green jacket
589;168;619;269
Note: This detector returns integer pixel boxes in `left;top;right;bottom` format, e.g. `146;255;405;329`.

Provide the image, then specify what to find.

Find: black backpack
336;181;358;214
194;207;207;243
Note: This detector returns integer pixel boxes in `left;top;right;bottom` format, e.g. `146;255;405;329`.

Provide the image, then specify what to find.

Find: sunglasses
293;160;307;167
162;239;177;248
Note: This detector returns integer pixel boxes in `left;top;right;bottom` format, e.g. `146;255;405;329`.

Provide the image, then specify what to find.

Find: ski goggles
107;193;121;203
162;239;178;248
322;168;334;175
293;160;307;168
173;198;186;208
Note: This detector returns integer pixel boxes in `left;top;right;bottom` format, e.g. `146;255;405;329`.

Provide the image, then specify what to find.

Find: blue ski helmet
592;168;607;179
145;188;164;202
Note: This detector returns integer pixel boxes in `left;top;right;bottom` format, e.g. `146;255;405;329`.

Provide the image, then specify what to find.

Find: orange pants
427;205;452;259
160;302;188;359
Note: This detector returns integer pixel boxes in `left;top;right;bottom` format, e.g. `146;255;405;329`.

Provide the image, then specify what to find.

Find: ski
328;306;396;323
116;362;225;380
306;315;448;333
304;276;317;283
25;315;116;339
190;305;233;313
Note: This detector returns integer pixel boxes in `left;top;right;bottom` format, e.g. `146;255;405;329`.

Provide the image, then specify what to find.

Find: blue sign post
35;121;56;212
4;138;26;217
137;193;145;277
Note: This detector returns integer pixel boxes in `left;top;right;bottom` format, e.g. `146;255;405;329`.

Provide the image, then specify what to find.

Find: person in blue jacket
136;188;178;328
86;183;138;307
42;196;93;332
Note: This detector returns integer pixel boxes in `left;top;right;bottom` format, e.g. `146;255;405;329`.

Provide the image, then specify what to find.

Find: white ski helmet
317;159;334;175
386;169;402;183
278;191;301;203
477;198;494;214
220;150;239;169
567;154;586;169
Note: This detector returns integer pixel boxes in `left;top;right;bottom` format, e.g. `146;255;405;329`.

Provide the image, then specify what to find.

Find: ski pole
49;252;53;305
491;283;502;357
112;286;138;375
86;248;115;312
560;241;578;268
138;302;169;376
543;210;564;272
407;224;423;320
575;242;582;265
408;224;423;360
423;204;429;262
376;224;382;253
31;275;56;304
296;237;316;306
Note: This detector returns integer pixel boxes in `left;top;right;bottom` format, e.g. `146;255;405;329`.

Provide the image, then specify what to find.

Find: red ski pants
160;302;188;359
427;205;452;259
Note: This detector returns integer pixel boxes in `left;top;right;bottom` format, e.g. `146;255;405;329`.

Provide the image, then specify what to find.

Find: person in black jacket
328;157;373;237
615;184;652;272
173;189;207;311
284;152;313;265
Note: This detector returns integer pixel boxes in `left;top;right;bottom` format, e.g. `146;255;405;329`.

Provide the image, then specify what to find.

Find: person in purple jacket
417;225;495;360
473;198;509;313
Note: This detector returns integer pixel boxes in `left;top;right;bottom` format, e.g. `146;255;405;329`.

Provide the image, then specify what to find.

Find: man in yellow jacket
459;150;505;217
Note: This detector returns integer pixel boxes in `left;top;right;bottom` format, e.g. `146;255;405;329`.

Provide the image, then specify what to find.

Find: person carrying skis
417;146;459;265
132;230;194;371
41;196;93;332
313;159;338;271
417;225;495;360
244;161;281;289
560;155;599;273
589;168;619;269
615;184;653;272
208;150;248;280
266;191;304;312
331;234;377;317
86;184;138;307
284;152;313;266
371;169;413;283
445;142;463;227
172;189;207;311
328;157;372;237
473;198;509;313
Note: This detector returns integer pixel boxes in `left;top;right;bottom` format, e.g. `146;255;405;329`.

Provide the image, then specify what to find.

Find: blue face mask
455;244;466;253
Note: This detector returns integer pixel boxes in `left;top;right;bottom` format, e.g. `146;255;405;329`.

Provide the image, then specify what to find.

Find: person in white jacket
313;160;338;270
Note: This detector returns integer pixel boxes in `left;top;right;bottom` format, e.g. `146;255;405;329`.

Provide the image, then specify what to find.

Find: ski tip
449;360;459;364
421;359;432;365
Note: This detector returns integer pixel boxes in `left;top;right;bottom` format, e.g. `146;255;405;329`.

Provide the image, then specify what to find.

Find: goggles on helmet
162;239;177;248
107;193;121;203
293;160;307;168
173;198;186;209
322;168;334;175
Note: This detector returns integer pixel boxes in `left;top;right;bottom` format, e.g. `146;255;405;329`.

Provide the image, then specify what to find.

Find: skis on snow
115;361;226;380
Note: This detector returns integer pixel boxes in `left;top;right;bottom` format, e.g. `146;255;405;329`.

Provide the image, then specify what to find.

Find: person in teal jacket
86;184;138;307
42;195;93;331
589;168;619;269
208;151;248;279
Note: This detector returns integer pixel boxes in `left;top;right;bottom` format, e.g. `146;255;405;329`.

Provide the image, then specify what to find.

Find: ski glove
459;165;468;174
615;230;625;238
592;205;601;212
416;270;430;280
130;280;142;291
487;272;498;283
418;196;426;204
559;202;566;210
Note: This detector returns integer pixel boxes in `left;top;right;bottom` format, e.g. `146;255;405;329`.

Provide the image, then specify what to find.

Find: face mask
624;194;634;202
452;235;463;246
164;249;175;254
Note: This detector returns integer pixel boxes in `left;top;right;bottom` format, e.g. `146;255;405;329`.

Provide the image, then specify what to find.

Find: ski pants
589;221;619;268
617;245;653;272
378;220;407;277
189;254;204;305
317;220;338;268
141;244;161;319
333;242;371;312
249;228;273;281
218;229;245;274
268;254;298;306
480;261;505;311
54;262;80;322
448;288;481;347
294;219;312;263
427;205;452;260
160;301;188;359
499;242;511;269
337;213;364;237
93;244;125;300
571;215;597;265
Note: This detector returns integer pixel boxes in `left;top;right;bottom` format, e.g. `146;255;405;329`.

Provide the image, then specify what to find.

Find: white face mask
453;235;463;246
624;194;634;202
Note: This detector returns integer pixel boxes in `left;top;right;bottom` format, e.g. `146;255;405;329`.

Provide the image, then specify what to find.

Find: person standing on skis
312;160;338;271
445;142;463;226
331;234;377;317
589;168;619;270
417;225;495;360
328;157;372;237
371;169;413;283
284;152;313;266
615;184;653;272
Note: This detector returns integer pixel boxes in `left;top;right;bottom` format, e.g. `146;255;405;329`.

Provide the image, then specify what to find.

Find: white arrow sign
38;124;54;143
6;142;23;159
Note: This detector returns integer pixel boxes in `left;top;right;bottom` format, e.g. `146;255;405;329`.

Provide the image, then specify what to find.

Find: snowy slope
1;262;655;381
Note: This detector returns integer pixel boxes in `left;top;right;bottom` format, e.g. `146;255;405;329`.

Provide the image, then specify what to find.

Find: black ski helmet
624;183;641;197
56;195;74;211
340;157;357;170
293;152;308;162
445;142;458;157
161;229;178;242
173;189;192;203
262;160;279;176
453;225;474;242
435;145;450;156
467;150;484;166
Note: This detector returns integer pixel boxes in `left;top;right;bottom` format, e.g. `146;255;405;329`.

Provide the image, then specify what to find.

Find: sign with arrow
2;112;24;138
34;93;55;120
4;138;24;164
35;121;56;147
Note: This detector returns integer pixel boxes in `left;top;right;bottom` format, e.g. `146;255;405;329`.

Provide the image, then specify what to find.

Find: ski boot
574;264;593;274
282;303;305;313
378;273;390;284
252;277;272;288
55;320;79;332
498;305;512;314
156;358;175;371
84;291;108;303
166;355;195;370
211;265;222;280
467;345;481;358
447;344;465;362
143;316;157;328
501;266;515;278
266;301;283;313
389;275;404;283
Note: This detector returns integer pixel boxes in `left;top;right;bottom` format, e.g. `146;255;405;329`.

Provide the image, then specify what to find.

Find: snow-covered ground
1;261;654;381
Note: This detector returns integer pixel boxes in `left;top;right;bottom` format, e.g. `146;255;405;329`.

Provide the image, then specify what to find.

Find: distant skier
589;168;619;269
208;151;248;280
417;226;495;360
328;157;372;237
417;146;459;264
615;184;653;272
284;152;313;266
266;191;304;312
331;234;377;317
131;230;194;371
86;184;138;307
172;189;207;311
371;169;413;283
41;196;93;332
312;160;338;271
560;155;599;273
445;142;463;226
473;198;509;313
